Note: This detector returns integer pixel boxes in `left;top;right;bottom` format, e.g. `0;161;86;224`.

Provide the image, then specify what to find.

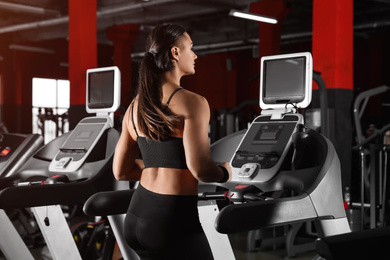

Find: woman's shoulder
172;89;209;118
178;88;208;106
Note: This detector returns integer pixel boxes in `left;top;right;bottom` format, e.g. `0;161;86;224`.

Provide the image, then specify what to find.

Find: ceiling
0;0;390;58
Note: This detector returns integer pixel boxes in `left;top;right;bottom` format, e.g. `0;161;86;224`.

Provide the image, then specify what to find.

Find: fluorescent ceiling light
229;10;277;24
9;44;55;54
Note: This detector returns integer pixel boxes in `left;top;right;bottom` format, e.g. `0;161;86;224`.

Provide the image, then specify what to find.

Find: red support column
250;0;290;57
107;24;139;106
68;0;97;128
312;0;353;89
2;50;34;133
312;0;354;188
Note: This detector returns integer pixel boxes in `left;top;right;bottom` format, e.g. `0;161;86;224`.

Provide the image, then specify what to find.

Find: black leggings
124;185;214;260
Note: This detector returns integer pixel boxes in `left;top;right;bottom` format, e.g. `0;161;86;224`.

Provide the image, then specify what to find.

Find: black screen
252;125;284;144
262;57;306;104
236;122;296;154
88;70;114;109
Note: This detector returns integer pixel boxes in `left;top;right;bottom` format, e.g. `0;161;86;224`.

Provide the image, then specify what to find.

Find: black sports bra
131;88;188;169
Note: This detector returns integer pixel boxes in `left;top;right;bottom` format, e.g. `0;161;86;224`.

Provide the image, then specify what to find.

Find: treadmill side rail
0;209;34;260
32;205;82;260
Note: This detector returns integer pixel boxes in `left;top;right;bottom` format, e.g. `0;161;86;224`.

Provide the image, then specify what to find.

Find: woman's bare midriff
140;168;199;195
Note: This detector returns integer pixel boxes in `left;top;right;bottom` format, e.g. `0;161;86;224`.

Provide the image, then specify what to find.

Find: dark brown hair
137;24;186;141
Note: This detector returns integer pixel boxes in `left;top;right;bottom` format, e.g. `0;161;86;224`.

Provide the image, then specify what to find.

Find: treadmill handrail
215;192;317;234
313;71;329;138
84;189;134;216
0;134;44;178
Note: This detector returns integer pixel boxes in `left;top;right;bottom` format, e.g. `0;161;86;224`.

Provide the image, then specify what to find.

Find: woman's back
128;84;210;195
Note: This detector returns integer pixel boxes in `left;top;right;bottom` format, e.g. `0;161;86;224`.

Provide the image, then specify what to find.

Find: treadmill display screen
262;57;306;104
253;125;283;144
88;70;114;109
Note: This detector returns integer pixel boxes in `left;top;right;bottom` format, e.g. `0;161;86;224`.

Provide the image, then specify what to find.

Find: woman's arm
181;92;232;183
112;108;144;181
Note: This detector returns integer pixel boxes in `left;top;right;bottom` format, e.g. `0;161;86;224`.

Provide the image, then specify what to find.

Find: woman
113;23;232;260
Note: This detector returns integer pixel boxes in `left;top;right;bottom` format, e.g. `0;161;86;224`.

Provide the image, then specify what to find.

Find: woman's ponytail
136;24;185;141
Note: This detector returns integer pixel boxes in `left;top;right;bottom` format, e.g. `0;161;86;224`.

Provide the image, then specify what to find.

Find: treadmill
0;132;44;259
83;53;352;260
213;52;350;236
0;66;121;260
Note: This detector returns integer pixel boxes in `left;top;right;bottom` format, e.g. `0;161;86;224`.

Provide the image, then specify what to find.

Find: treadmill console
48;117;111;172
230;114;302;183
229;52;312;184
49;66;120;173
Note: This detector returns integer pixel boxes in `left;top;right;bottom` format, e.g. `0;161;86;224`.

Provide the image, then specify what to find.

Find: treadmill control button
238;163;260;179
55;157;72;169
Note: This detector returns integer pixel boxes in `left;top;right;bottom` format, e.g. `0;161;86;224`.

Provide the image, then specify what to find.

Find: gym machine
213;54;390;260
211;53;350;257
353;85;390;230
0;132;44;259
0;66;121;260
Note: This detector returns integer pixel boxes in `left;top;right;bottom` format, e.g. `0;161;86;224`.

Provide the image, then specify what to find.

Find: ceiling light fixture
229;9;277;24
9;44;55;54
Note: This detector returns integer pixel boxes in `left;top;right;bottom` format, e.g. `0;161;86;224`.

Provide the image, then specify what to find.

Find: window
32;78;70;143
